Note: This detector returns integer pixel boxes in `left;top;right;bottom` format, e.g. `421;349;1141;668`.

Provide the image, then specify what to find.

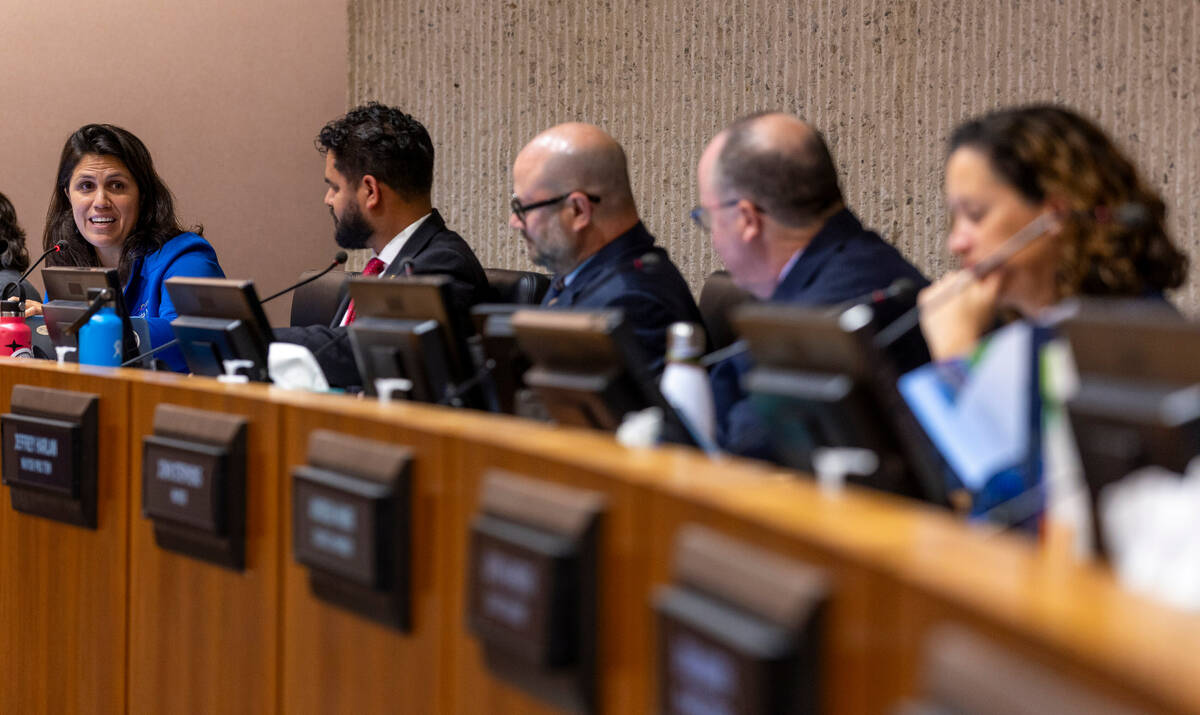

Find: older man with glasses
696;111;929;459
509;122;701;376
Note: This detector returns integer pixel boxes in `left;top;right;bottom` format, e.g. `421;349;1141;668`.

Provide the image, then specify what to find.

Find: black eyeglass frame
510;191;601;225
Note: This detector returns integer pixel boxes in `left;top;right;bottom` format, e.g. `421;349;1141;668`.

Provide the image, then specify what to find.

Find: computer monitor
164;277;274;382
345;275;479;404
1060;298;1200;558
732;302;951;505
469;304;530;415
511;309;697;446
41;266;139;362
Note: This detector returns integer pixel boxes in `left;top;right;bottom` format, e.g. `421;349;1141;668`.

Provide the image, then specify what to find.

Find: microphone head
1113;202;1152;230
333;250;348;265
54;240;68;252
888;278;917;297
632;252;662;271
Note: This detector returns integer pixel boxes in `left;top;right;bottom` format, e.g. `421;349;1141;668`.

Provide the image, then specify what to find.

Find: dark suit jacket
541;222;703;377
711;208;930;458
274;209;488;388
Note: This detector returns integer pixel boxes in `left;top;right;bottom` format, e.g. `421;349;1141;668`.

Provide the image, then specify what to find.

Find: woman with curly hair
919;104;1187;359
0;192;36;300
34;124;225;370
907;105;1189;532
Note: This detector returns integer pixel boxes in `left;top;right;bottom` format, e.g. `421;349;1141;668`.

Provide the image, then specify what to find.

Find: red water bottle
0;299;33;358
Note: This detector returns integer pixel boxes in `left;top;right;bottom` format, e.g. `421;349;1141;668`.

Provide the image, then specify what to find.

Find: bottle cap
666;322;706;362
0;299;22;318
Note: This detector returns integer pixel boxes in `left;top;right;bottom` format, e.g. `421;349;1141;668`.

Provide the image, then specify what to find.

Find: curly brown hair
0;191;31;273
949;105;1187;299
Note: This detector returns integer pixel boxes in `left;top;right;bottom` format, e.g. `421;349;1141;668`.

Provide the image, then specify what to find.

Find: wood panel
0;361;130;715
881;516;1200;714
0;361;1196;714
126;374;282;715
279;399;452;715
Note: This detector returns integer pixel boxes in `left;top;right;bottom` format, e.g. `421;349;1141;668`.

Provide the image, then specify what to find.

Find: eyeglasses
510;191;601;225
690;199;764;231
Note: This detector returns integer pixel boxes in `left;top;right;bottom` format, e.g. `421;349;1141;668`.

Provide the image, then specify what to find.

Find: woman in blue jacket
30;124;225;371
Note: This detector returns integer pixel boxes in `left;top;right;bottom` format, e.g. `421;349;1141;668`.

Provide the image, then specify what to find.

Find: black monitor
346;275;479;404
511;308;697;446
164;277;274;381
732;302;951;505
41;266;138;362
1060;298;1200;558
469;304;530;415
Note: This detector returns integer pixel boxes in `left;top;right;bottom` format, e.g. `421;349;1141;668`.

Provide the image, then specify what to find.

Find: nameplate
142;436;228;534
0;385;99;528
654;525;829;715
1;414;81;497
291;429;412;630
657;588;785;715
140;404;248;569
466;470;605;713
468;514;572;666
292;466;389;588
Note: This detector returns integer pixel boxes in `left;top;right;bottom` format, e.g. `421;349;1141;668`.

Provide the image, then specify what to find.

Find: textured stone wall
348;0;1200;309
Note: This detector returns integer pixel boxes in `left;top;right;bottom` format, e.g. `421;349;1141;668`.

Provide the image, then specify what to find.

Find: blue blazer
711;209;929;458
124;232;225;371
541;222;703;377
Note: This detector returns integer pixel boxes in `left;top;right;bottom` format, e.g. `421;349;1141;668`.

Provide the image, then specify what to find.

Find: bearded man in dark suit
275;103;488;387
509;122;701;377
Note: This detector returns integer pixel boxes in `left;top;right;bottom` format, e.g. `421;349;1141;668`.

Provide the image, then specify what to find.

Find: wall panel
349;0;1200;310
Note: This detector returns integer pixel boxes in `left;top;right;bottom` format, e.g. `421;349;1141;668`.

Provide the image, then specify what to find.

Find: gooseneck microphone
3;240;68;302
63;289;114;336
825;278;919;316
872;204;1148;351
120;338;180;368
260;251;349;304
20;240;68;285
698;277;920;369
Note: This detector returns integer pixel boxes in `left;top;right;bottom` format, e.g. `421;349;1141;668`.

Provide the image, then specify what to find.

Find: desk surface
1;359;1197;713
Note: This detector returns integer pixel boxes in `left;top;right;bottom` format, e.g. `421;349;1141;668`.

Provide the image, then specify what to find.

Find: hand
918;269;1002;361
23;300;43;318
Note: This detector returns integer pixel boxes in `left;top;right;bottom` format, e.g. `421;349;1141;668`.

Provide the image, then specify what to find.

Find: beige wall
0;0;347;325
349;0;1200;310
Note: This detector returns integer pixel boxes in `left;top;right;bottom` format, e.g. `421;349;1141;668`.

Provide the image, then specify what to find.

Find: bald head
712;111;843;228
513;122;638;217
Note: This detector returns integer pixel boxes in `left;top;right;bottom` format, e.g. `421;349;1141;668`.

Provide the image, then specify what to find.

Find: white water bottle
659;322;716;447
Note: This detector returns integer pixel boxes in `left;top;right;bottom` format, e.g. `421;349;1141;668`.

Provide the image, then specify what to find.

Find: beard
332;201;373;250
523;225;577;276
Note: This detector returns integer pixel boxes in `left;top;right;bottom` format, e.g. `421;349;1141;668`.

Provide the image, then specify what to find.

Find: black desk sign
654;526;829;715
141;405;247;569
1;385;99;528
467;470;605;714
291;430;411;630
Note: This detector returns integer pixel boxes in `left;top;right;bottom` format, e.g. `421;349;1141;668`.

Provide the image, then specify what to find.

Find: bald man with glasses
696;111;929;459
509;122;702;376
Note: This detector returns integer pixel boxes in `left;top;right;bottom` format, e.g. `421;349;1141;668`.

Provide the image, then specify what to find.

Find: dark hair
716;111;844;227
0;192;30;273
44;124;194;281
949;104;1187;298
316;102;434;200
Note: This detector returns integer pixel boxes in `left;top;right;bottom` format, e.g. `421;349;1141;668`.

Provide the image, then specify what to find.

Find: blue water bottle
78;306;123;366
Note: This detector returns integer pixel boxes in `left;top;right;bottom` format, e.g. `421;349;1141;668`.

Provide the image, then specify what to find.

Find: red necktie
343;257;387;325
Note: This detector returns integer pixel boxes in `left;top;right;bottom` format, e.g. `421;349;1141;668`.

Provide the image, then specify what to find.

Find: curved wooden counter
0;358;1195;714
